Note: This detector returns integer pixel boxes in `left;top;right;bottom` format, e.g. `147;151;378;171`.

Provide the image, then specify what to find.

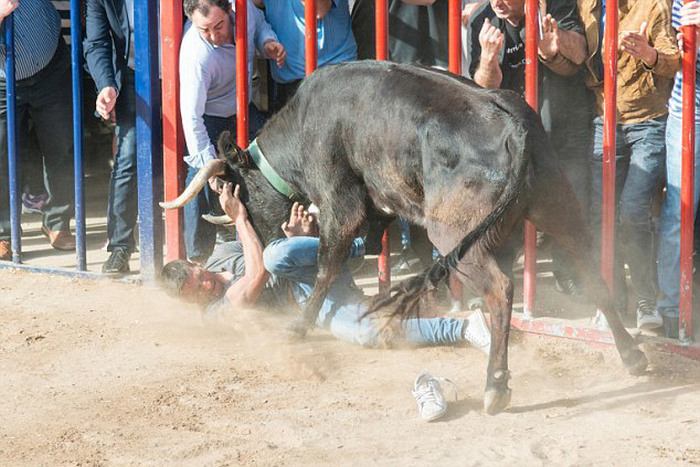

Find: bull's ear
217;131;252;168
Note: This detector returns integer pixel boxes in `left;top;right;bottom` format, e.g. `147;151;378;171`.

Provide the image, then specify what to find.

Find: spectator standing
0;0;76;261
579;0;680;329
84;0;139;274
465;0;592;299
180;0;285;263
656;0;700;338
257;0;357;111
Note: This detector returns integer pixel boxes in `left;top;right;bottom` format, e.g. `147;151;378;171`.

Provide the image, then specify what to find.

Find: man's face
180;265;225;305
490;0;525;25
191;4;232;47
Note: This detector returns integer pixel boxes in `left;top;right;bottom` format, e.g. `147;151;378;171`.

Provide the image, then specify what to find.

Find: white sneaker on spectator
464;309;491;355
636;299;663;330
411;372;451;422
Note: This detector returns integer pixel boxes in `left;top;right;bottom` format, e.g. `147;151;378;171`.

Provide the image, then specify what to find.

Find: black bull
162;60;648;415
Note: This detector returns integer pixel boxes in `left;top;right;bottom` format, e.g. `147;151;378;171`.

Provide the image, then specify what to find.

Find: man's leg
619;118;665;304
263;237;467;347
28;44;75;234
657;114;700;334
183;165;217;262
106;71;137;254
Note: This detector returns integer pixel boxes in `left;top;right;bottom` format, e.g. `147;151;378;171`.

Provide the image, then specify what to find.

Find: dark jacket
84;0;130;92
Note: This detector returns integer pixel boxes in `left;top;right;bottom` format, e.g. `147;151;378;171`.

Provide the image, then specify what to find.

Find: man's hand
620;22;658;68
219;183;248;223
479;19;505;61
264;40;287;68
96;86;118;121
681;1;700;27
538;14;560;61
0;0;18;20
282;202;319;238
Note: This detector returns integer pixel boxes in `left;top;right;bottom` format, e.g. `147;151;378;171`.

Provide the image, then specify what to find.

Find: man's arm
179;38;217;169
219;183;270;307
84;0;118;92
474;19;504;88
0;0;17;27
538;13;585;76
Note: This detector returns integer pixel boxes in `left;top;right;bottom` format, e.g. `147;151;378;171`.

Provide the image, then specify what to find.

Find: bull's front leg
286;212;365;339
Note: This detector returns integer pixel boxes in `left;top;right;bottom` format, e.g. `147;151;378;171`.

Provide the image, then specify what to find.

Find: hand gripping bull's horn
159;159;226;209
202;214;234;225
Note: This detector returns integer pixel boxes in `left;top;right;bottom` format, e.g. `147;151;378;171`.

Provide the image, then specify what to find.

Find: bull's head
159;131;294;246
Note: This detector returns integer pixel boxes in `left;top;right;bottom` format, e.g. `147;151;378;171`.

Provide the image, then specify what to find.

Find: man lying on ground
161;182;491;352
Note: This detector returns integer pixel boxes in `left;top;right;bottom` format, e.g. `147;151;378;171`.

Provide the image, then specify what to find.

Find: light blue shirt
0;0;61;80
668;0;700;120
179;0;277;168
263;0;357;83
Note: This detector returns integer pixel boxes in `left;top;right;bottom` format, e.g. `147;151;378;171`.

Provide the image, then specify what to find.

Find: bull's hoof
284;319;310;342
621;347;648;376
484;387;512;415
484;369;511;415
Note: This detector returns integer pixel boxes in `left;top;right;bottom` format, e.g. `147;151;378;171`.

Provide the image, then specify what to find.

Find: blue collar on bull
247;139;298;201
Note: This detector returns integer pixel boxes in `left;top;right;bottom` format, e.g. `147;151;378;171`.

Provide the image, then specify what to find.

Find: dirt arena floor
1;268;700;466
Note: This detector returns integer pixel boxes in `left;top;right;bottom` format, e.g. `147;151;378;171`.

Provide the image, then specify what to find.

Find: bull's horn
159;159;226;209
202;214;234;225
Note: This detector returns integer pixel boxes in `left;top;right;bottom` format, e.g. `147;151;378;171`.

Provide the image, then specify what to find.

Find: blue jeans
590;115;666;303
106;70;137;252
262;237;467;347
0;37;74;240
657;113;700;319
184;104;267;260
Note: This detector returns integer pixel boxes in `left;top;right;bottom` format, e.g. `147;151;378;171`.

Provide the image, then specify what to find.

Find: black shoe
102;247;131;275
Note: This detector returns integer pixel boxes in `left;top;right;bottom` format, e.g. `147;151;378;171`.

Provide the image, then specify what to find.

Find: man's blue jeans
657;113;700;319
262;236;467;348
590;115;665;304
0;38;74;240
184;104;267;260
106;70;137;252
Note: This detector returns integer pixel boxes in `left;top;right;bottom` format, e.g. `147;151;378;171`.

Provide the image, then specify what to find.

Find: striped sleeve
667;0;700;119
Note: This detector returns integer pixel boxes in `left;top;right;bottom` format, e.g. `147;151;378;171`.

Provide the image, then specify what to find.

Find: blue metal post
70;0;86;270
4;13;20;264
134;0;163;280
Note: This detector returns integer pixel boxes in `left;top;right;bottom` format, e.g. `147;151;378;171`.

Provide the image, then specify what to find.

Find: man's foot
102;247;131;275
41;226;76;251
0;240;11;261
636;299;663;330
411;372;451;422
464;309;491;355
21;192;48;214
390;247;422;275
282;202;319;238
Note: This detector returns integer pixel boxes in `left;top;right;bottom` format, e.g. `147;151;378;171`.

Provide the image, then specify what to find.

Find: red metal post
601;0;618;293
235;0;249;148
680;12;696;341
448;0;462;75
305;0;318;76
375;0;390;293
522;0;539;317
160;0;185;262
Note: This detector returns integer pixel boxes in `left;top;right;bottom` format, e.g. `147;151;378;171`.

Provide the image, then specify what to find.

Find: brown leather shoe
0;240;10;261
42;226;76;251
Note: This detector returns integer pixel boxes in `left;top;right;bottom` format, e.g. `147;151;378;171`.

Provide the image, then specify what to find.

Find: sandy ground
1;269;700;466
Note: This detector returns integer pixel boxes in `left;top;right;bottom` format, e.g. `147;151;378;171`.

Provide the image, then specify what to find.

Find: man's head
161;260;225;306
184;0;233;46
489;0;525;26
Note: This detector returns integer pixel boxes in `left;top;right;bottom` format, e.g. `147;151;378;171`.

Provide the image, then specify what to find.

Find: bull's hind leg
286;192;367;338
444;249;515;415
527;177;648;375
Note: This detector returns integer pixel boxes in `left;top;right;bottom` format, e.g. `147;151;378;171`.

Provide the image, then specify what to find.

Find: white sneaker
411;372;450;422
464;310;491;355
636;299;664;330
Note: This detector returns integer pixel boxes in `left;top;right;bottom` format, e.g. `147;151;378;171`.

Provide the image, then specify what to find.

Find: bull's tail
365;117;533;321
